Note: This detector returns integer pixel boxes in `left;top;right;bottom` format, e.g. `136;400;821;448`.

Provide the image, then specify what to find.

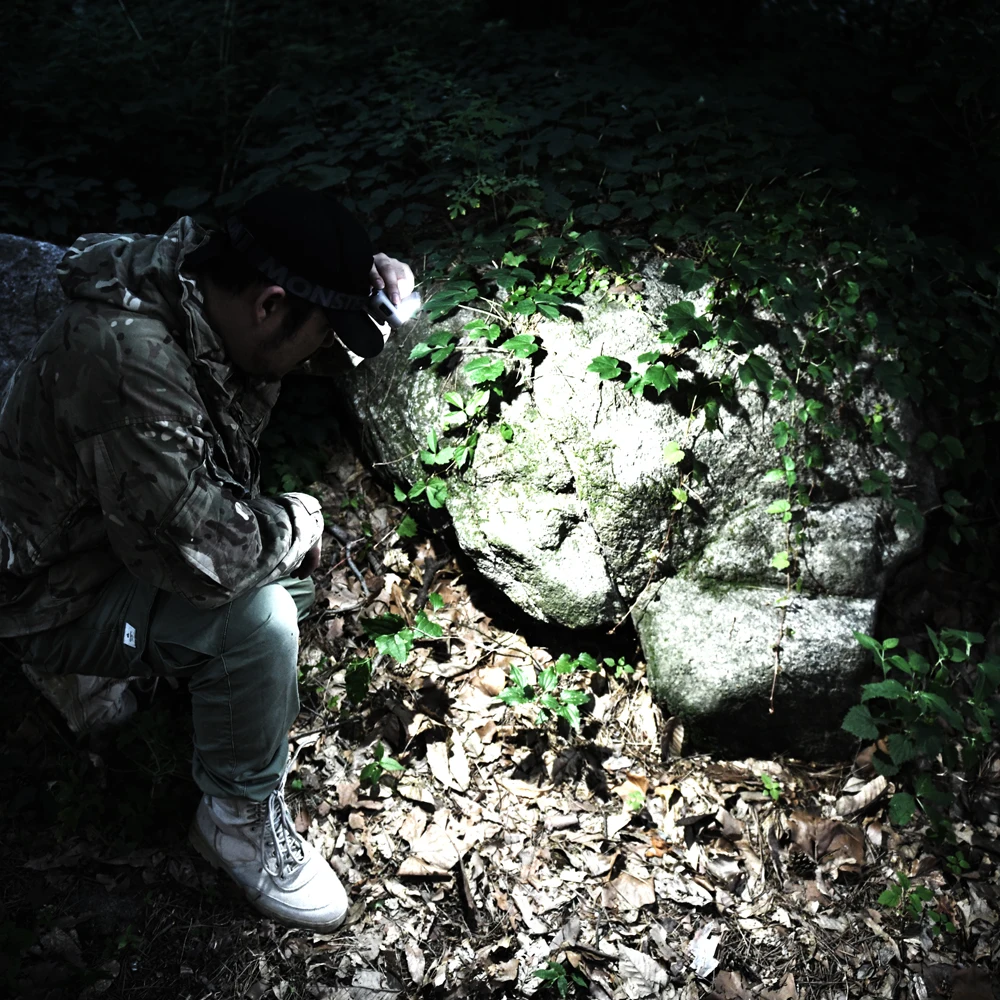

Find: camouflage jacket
0;217;324;637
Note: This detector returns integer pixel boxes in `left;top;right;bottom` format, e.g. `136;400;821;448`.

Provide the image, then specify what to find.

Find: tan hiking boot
189;784;348;932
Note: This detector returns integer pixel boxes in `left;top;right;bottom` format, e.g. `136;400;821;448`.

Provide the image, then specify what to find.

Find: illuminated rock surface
318;260;934;742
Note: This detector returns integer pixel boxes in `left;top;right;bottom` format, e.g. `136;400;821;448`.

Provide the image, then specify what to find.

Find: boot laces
257;786;306;879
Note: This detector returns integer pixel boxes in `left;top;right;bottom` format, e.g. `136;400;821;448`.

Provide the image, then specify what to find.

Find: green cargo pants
9;571;315;801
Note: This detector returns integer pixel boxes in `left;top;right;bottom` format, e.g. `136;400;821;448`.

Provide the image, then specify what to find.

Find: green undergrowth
843;627;1000;839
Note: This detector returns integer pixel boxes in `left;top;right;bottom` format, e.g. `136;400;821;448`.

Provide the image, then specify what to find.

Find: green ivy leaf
643;363;678;394
842;704;880;740
396;514;419;539
363;613;406;637
663;440;686;466
464;356;505;384
886;733;918;765
853;632;884;654
505;334;539;357
414;609;444;639
889;791;917;826
878;885;902;908
425;477;449;509
508;298;537;315
359;762;382;784
738;353;775;392
345;658;373;702
587;355;623;380
861;679;911;702
375;629;414;665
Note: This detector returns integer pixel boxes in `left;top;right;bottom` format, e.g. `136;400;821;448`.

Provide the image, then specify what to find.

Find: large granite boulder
315;260;935;749
0;235;67;390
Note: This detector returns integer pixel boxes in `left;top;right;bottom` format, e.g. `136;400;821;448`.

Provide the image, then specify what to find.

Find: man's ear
253;284;287;325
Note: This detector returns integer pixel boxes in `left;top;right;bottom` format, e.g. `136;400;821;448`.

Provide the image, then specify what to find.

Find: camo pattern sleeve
63;319;324;609
75;417;323;608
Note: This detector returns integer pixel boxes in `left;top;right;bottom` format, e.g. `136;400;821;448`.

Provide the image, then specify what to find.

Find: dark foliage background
4;0;998;247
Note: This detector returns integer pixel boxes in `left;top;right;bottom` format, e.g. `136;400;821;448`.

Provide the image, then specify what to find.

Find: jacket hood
56;217;259;404
57;216;209;326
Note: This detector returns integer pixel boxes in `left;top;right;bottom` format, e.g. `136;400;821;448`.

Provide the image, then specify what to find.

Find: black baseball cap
196;186;386;358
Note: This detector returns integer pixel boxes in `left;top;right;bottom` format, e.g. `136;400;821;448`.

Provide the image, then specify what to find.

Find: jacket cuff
282;492;325;553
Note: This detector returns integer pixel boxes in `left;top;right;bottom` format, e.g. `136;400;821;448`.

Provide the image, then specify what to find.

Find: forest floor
2;438;998;1000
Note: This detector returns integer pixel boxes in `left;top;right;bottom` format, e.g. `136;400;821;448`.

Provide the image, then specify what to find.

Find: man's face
250;305;335;380
217;285;337;380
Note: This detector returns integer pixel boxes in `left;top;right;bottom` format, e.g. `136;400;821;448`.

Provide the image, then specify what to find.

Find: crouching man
0;186;414;931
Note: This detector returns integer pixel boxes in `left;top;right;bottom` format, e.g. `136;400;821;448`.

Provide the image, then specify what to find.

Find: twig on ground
415;553;452;609
344;542;370;597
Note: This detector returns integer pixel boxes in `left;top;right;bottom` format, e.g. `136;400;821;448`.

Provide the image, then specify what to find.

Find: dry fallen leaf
760;972;797;1000
612;773;649;801
398;824;460;875
449;737;471;791
497;776;545;798
787;811;865;872
606;809;633;838
618;944;669;998
603;872;656;911
835;775;888;816
403;940;426;985
397;782;436;806
689;921;722;979
398;809;428;845
712;970;751;1000
426;739;452;789
473;665;506;696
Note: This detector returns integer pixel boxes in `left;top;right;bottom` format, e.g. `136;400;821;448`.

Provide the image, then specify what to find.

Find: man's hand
292;540;322;579
370;253;415;306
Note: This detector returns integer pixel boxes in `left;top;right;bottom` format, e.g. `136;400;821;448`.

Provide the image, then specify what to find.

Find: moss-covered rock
315;258;933;744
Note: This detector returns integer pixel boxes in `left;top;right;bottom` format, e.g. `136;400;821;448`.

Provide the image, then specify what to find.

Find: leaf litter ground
2;439;999;1000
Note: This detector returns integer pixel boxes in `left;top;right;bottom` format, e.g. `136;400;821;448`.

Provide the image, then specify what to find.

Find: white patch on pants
123;622;136;648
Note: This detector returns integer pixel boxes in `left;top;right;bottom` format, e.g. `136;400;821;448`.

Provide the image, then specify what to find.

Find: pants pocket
16;571;157;680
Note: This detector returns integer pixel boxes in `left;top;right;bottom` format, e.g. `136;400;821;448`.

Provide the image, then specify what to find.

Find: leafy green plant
362;605;445;667
359;741;404;788
394;478;449;510
587;353;679;398
604;656;635;679
532;960;587;997
879;871;956;936
760;773;782;802
945;850;971;877
498;652;602;729
396;514;419;539
842;628;1000;834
